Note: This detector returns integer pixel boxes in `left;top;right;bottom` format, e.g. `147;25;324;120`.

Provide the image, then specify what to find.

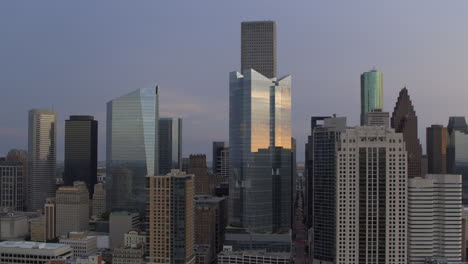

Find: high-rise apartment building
28;109;56;211
159;117;182;175
0;161;23;211
304;116;346;263
391;87;423;178
92;183;106;217
148;170;194;264
335;125;407;263
241;21;276;78
360;69;383;125
212;142;229;181
63;115;98;198
106;86;159;213
6;149;27;210
427;125;448;174
56;181;89;237
447;116;468;205
408;174;462;263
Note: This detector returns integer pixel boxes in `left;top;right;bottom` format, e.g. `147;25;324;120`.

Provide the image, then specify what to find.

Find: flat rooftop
0;241;68;250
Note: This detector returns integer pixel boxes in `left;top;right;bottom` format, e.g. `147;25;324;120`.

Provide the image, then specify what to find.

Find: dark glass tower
427;124;448;174
391;87;422;178
158;118;182;175
305;116;346;262
447;116;468;205
63;115;97;198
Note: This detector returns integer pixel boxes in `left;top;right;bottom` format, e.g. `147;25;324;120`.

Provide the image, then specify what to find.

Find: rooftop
0;241;68;250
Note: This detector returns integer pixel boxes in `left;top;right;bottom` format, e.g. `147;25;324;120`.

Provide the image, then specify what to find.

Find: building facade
59;233;97;258
229;68;292;233
447;116;468;206
427;125;448;174
335;125;407;263
360;70;383;125
159;117;182;175
241;21;276;79
106;86;159;213
63;115;98;198
28;109;56;211
109;211;140;249
0;161;23;211
45;197;57;240
113;246;144;264
6;149;28;211
408;174;463;263
391;87;423;178
56;182;89;237
188;154;213;195
0;241;72;263
217;250;290;264
148;170;195;264
194;195;227;254
212;142;229;181
92;183;106;217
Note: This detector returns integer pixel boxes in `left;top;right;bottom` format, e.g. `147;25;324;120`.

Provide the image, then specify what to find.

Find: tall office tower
427;124;448;174
229;68;292;233
304;116;346;263
365;109;389;128
408;174;462;263
56;181;89;237
6;149;27;210
212;142;230;181
28;109;56;211
0;161;23;211
335;125;407;264
447;117;468;205
92;183;106;217
63;115;98;198
159;117;182;175
391;87;423;178
148;170;195;264
241;21;276;79
107;86;159;213
188;154;211;195
360;69;383;125
45;197;56;240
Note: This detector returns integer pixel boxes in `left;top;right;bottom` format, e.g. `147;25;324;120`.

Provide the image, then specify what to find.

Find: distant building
365;108;389;128
148;170;195;264
182;157;189;173
223;231;290;252
194;244;212;264
188;154;211;195
64;115;98;198
30;216;46;241
447;117;468;205
0;212;28;240
195;195;227;255
5;149;28;210
45;197;57;240
0;161;24;211
391;87;423;178
56;181;89;237
59;232;97;258
427;125;448;174
28;109;56;211
124;229;146;248
159;117;182;175
106;86;159;213
212;142;229;181
360;69;383;125
109;212;140;249
0;241;72;263
113;245;144;264
92;183;106;217
408;174;463;263
217;250;290;264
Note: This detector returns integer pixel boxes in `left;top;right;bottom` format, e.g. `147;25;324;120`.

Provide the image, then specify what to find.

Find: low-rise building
217;250;290;264
0;241;72;263
124;229;146;248
0;212;28;240
59;232;97;258
112;245;144;264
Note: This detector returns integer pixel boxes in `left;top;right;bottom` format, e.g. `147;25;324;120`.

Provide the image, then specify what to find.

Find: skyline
2;1;468;162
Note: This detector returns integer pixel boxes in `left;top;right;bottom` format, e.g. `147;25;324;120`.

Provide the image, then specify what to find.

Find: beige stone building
92;183;106;218
56;181;89;237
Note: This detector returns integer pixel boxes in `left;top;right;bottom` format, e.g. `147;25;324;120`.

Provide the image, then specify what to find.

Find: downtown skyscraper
159;117;182;175
106;86;159;213
447;116;468;205
360;69;383;125
63;115;98;198
28;109;56;212
229;21;292;233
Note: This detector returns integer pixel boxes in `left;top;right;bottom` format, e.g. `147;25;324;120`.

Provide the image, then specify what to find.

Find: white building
217;250;290;264
408;174;463;263
335;125;407;263
124;229;146;248
59;232;97;258
0;241;72;263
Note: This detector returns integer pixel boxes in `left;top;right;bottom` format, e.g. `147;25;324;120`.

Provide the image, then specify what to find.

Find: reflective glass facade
360;70;383;125
106;86;159;213
447;116;468;205
229;69;291;233
159;118;182;175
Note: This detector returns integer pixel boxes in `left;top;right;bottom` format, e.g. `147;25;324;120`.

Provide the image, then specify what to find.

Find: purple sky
1;1;468;162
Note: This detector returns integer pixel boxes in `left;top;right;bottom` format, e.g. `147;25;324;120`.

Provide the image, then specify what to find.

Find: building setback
148;170;194;264
63;115;98;198
28;109;56;212
391;87;423;178
335;125;407;263
427;125;448;174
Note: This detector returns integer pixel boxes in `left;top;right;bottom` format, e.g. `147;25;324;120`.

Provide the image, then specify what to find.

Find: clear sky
1;0;468;162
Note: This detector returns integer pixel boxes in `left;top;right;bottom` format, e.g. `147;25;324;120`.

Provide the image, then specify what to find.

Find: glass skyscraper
447;116;468;205
158;117;182;175
360;69;383;125
229;68;292;233
106;86;159;213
